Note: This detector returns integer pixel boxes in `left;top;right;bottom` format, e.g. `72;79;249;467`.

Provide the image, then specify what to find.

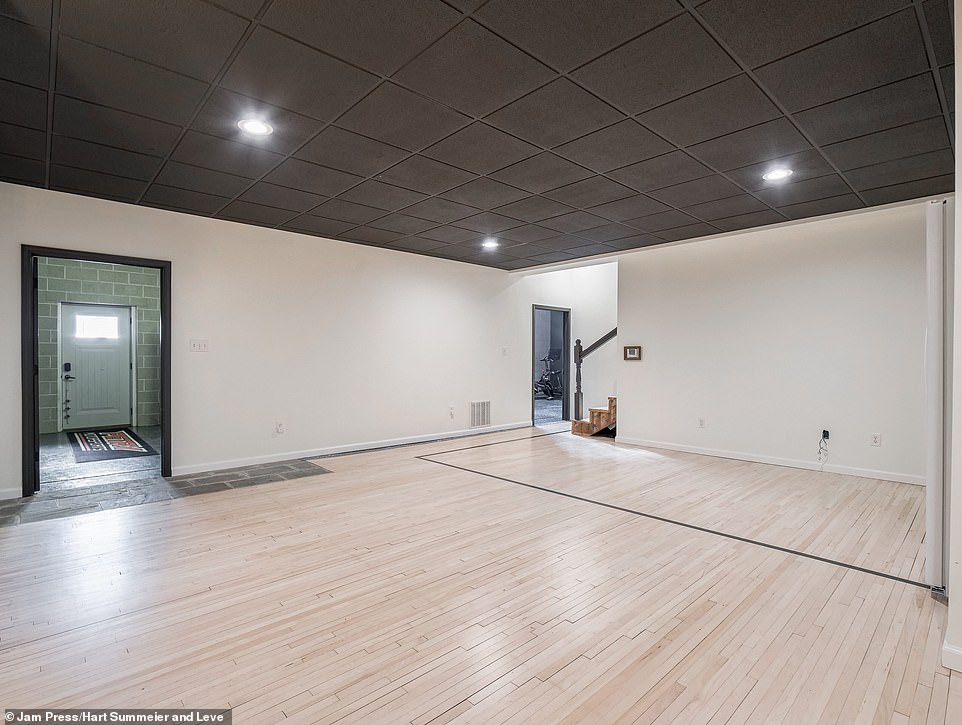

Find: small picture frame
624;345;642;361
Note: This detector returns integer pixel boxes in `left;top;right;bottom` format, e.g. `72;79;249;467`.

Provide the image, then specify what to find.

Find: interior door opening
532;306;570;425
21;248;171;498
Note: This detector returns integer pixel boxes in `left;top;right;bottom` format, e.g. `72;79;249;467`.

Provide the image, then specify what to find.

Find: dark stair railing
573;327;617;421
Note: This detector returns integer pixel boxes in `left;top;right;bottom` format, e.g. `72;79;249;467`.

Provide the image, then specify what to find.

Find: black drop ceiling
0;0;954;270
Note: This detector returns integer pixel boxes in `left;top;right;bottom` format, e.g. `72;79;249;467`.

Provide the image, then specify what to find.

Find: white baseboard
614;437;925;486
0;484;22;501
943;639;962;673
171;421;533;476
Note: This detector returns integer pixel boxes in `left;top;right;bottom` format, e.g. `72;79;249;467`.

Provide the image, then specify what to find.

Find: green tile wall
37;258;161;434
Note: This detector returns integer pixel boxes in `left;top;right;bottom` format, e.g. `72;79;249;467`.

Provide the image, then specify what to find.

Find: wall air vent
470;400;491;428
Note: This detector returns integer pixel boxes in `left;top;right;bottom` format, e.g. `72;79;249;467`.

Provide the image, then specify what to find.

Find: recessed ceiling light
482;237;499;249
237;118;273;136
762;167;793;182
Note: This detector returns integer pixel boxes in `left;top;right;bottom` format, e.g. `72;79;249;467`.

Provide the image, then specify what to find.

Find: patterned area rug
69;428;157;463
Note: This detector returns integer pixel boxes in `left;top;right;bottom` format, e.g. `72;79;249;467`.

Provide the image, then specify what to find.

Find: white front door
61;304;133;430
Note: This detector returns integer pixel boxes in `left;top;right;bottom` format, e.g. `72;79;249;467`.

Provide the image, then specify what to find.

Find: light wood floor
0;425;958;724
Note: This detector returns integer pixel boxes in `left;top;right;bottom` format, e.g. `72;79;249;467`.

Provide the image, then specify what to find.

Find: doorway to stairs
532;306;570;425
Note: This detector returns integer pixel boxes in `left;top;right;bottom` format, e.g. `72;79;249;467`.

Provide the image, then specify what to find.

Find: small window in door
75;315;119;339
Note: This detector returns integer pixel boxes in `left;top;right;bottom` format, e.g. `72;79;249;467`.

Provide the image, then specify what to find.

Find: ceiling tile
454;212;524;234
0;121;43;159
923;0;953;67
262;0;460;76
281;214;354;237
0;15;48;87
647;174;744;207
54;96;180;156
376;155;476;195
859;174;953;204
423;122;540;175
940;66;954;109
575;223;639;242
564;243;620;259
385;237;451;253
574;14;739;114
239;181;326;212
142;184;229;214
493;257;538;270
794;74;942;146
527;250;580;263
52;136;164;181
697;0;905;67
394;20;554;117
493;196;574;223
171;130;285;178
338;179;428;210
588;194;670;222
420;225;481;243
429;243;482;260
754;174;853;206
61;0;248;82
311;198;384;224
499;225;559;243
687;118;811;171
823;117;950;171
49;165;147;201
57;37;208;125
298;126;408;177
710;209;786;232
441;177;528;207
476;0;680;72
262;158;361;197
682;193;769;221
543;176;635;208
638;75;781;147
485;78;623;148
205;0;262;19
338;226;401;245
369;213;437;235
776;194;865;219
656;222;721;242
403;197;479;223
726;149;836;191
554;120;673;173
155;160;251;197
221;28;379;121
625;209;702;232
1;78;46;129
754;10;929;112
609;151;714;191
603;234;664;250
192;88;324;155
338;82;470;151
535;234;596;250
490;153;592;193
218;200;297;226
0;0;52;26
845;149;955;190
540;211;611;233
0;153;43;185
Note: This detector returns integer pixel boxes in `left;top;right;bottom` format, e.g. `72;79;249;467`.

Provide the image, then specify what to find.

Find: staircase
572;396;617;436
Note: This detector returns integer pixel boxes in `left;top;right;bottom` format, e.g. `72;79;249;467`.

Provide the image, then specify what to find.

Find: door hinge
130;362;133;370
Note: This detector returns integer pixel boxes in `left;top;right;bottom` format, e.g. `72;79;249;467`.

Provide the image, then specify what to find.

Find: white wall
0;183;617;499
616;203;928;484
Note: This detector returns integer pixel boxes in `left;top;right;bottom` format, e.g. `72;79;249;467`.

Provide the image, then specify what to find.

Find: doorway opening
532;305;570;425
21;247;171;498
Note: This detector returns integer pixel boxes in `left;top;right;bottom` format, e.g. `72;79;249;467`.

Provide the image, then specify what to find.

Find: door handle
63;375;76;381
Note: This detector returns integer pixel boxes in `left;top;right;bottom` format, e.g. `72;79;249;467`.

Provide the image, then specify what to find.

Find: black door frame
21;245;172;497
531;305;571;424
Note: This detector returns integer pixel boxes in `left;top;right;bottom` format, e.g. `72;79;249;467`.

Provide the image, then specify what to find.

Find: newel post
574;338;583;421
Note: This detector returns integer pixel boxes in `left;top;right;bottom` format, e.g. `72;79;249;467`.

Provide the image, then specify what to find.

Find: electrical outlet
274;422;285;435
870;433;881;447
448;405;455;419
697;417;706;429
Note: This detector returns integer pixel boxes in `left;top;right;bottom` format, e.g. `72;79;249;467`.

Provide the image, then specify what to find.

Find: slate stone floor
41;425;164;492
1;431;331;528
534;397;564;425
